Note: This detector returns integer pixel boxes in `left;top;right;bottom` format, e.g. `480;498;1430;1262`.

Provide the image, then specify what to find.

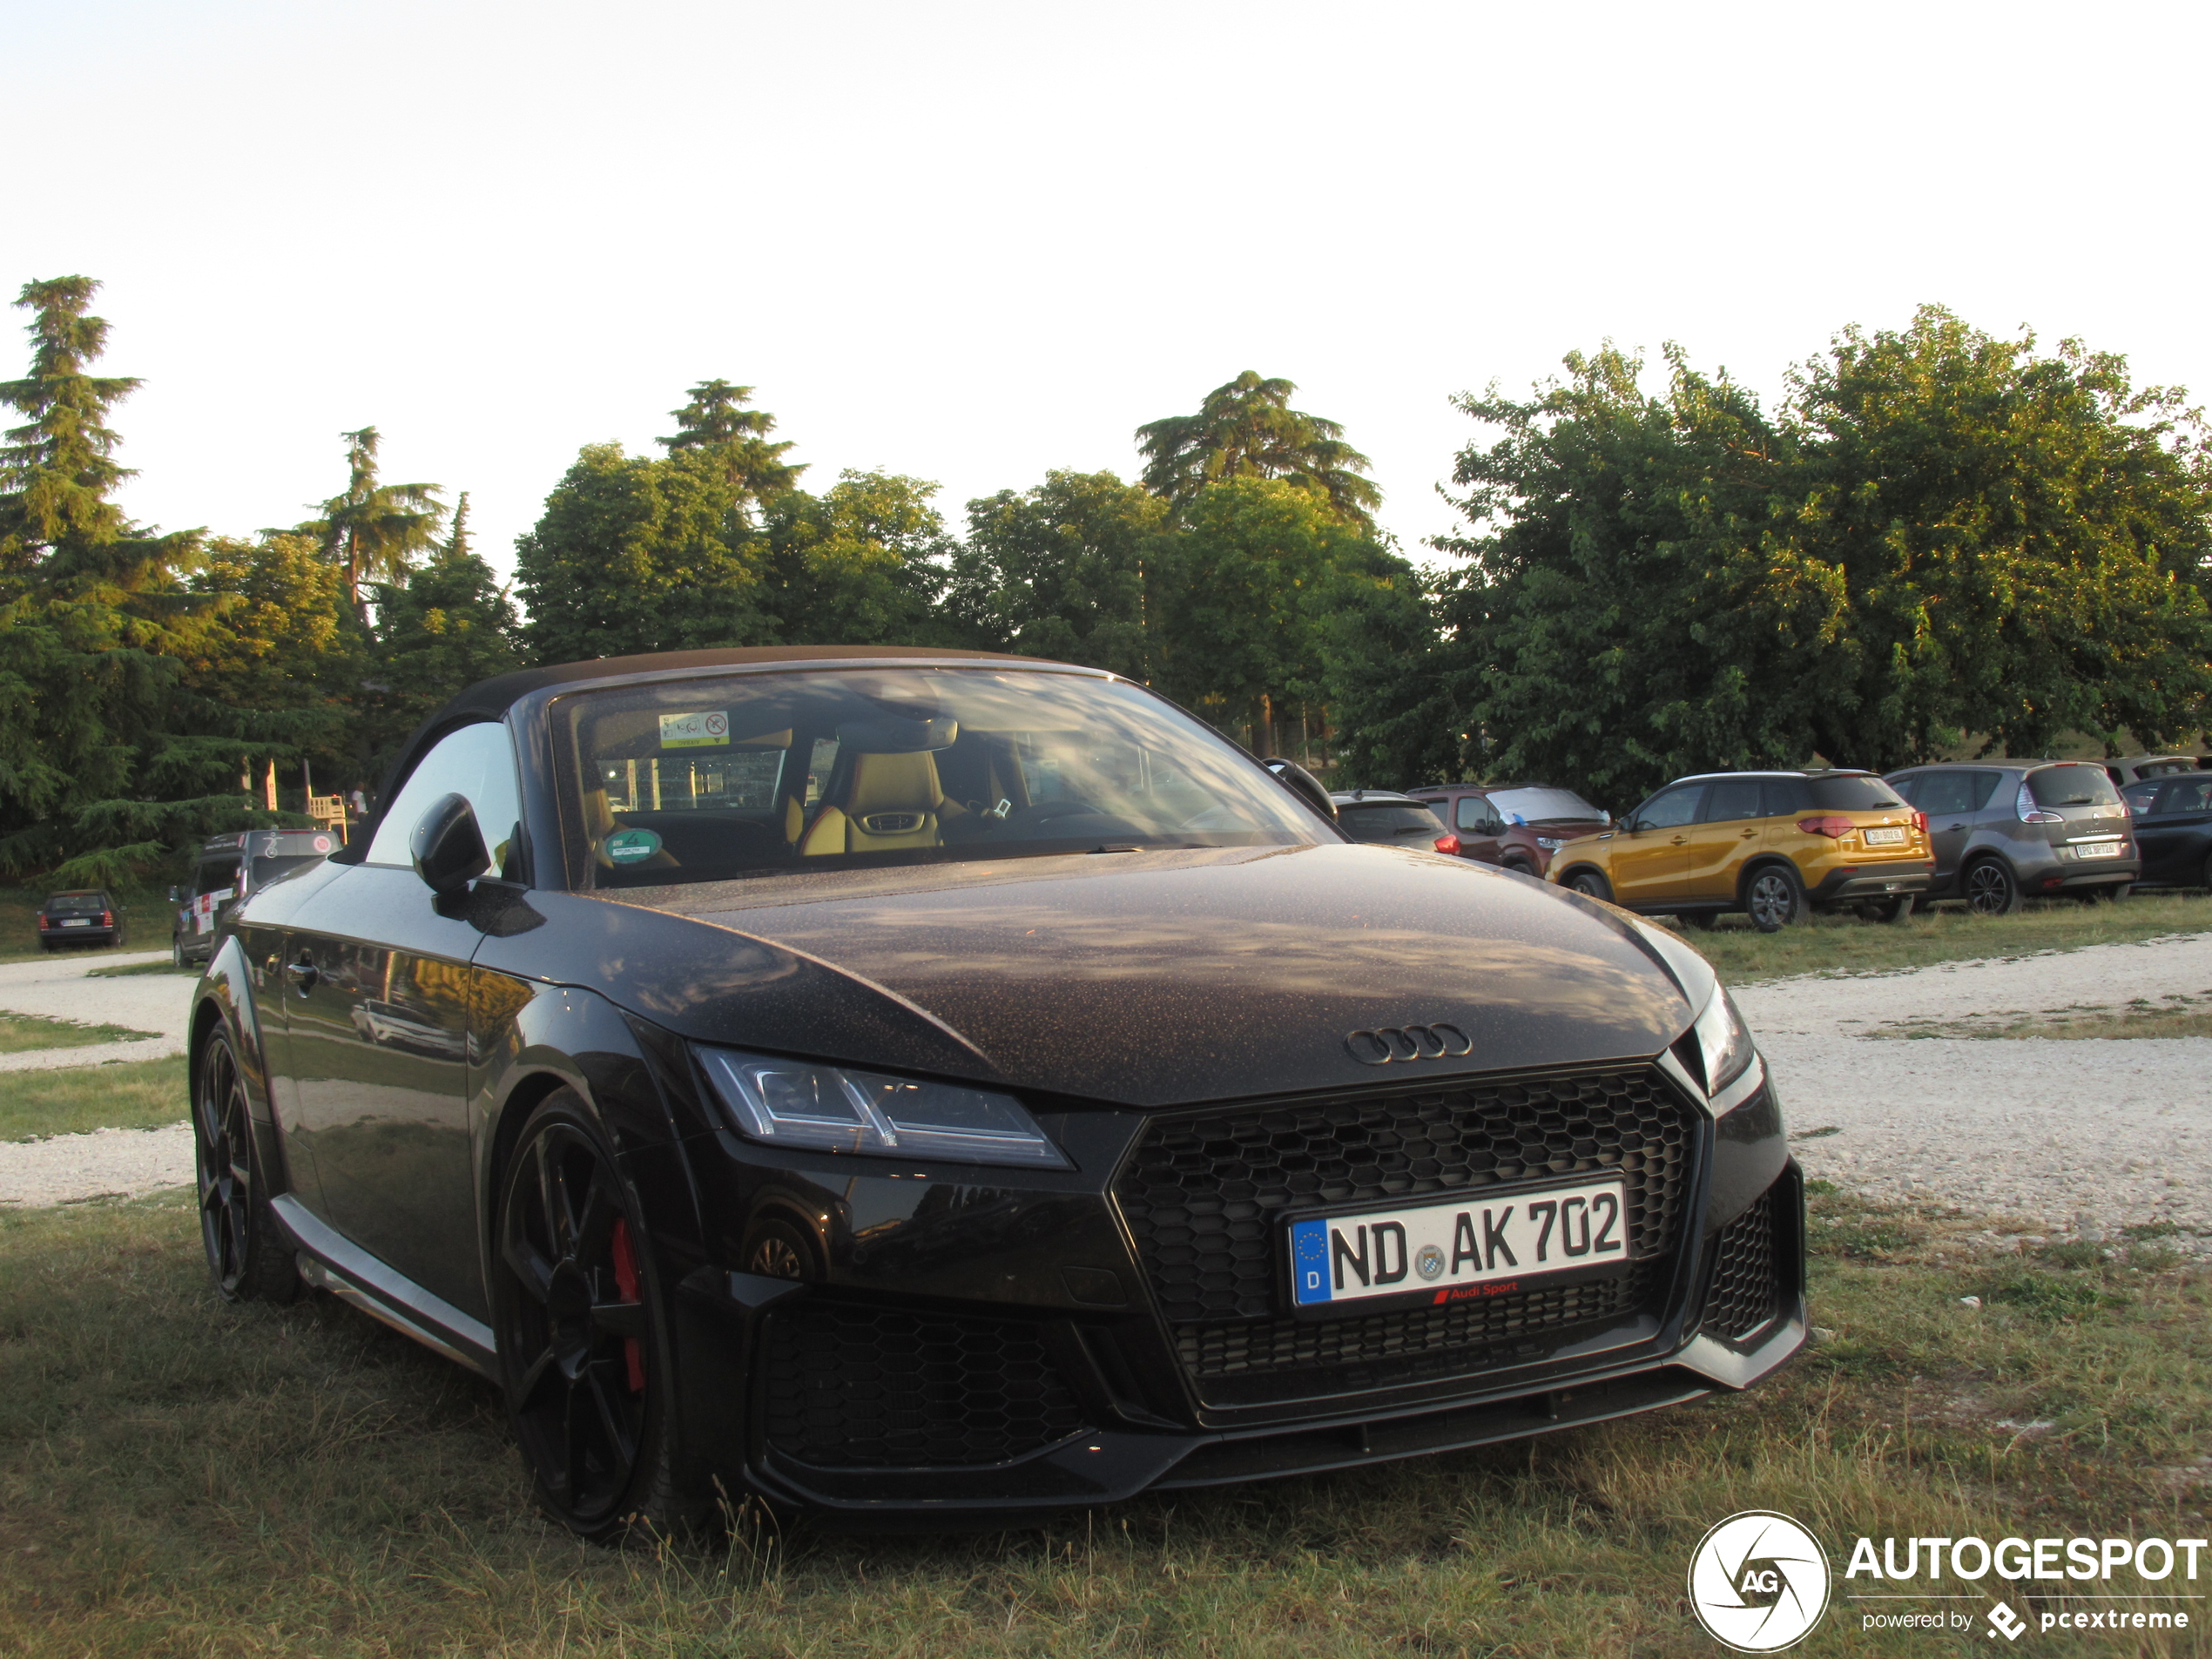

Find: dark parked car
2120;772;2212;892
1328;790;1460;854
172;829;340;967
188;645;1804;1535
1407;784;1611;876
37;889;125;950
1884;760;2139;914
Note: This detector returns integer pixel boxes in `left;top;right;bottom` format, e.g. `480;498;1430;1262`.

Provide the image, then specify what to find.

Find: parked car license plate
1288;1177;1629;1311
1864;826;1906;846
59;918;91;927
2074;842;2122;859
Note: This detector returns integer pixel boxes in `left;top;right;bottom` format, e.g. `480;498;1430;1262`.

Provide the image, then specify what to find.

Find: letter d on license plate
1287;1178;1629;1311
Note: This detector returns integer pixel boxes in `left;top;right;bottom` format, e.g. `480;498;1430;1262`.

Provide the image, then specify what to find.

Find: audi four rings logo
1345;1023;1473;1065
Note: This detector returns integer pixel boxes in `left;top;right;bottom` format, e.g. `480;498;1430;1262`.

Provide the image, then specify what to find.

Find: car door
277;720;522;1321
1453;792;1508;865
1902;770;1992;894
1681;778;1767;899
2136;777;2212;884
1609;784;1705;906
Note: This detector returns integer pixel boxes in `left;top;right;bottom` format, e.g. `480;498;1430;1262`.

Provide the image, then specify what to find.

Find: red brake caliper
610;1217;645;1393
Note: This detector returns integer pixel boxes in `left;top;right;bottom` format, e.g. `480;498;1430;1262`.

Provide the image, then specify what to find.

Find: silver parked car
1883;760;2140;914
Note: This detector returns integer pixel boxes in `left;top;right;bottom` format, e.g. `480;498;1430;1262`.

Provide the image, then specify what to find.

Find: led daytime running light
697;1048;1070;1168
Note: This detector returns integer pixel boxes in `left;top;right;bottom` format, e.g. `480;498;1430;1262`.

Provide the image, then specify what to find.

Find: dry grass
1679;894;2212;986
0;1056;187;1142
0;1012;159;1055
0;1190;2204;1657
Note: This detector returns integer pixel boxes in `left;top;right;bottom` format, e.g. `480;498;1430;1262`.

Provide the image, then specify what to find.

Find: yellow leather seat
799;751;966;855
584;788;681;872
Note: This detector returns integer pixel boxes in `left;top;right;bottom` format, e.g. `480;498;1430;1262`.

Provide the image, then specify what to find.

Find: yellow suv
1545;769;1932;932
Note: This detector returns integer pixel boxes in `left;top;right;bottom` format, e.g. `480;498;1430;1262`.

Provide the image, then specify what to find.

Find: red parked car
1406;784;1612;876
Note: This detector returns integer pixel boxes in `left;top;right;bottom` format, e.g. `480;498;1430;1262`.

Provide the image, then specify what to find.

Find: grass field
0;1056;186;1142
0;1189;2202;1658
0;1012;158;1054
1680;893;2212;985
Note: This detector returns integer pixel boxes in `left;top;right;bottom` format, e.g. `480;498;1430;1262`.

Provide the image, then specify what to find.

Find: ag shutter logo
1987;1602;2027;1641
1689;1511;1831;1652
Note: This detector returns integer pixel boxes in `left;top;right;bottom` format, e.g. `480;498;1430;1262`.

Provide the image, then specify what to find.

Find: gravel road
1735;931;2212;1244
4;934;2211;1231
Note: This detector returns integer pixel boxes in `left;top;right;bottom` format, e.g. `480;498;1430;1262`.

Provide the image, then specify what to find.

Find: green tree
1136;372;1381;528
947;470;1164;676
1153;476;1383;755
317;426;443;625
367;492;523;757
660;380;805;510
1779;307;2212;765
515;442;772;664
759;470;952;645
0;277;288;884
1439;314;2212;810
1434;343;1813;809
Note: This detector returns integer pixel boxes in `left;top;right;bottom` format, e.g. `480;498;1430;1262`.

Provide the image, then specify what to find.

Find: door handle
285;957;319;992
1669;835;1689;845
1739;829;1757;839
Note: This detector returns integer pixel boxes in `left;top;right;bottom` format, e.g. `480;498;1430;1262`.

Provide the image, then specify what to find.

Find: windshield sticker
659;711;730;749
604;827;663;866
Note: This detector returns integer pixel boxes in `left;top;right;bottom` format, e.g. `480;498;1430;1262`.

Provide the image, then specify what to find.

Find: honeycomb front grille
1113;1067;1699;1400
1703;1188;1779;1343
761;1304;1087;1468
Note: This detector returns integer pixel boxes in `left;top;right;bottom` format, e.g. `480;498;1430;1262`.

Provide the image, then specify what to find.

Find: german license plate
1288;1178;1629;1312
59;918;90;927
2074;842;2121;859
1864;826;1906;846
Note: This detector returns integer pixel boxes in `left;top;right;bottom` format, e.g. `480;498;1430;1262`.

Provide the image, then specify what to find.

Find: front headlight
697;1048;1070;1168
1535;836;1563;850
1693;988;1756;1096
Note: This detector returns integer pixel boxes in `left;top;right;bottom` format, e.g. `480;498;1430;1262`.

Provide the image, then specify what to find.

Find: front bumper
666;1062;1806;1516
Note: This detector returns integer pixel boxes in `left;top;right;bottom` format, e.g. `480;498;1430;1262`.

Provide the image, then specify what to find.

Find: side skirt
271;1194;497;1379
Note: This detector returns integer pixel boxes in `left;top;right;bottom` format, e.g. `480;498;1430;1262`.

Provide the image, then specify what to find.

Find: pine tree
368;489;523;759
316;425;443;624
660;380;805;511
1136;373;1381;529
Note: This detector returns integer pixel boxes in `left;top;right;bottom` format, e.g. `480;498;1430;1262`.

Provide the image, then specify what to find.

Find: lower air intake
761;1303;1087;1468
1703;1187;1780;1343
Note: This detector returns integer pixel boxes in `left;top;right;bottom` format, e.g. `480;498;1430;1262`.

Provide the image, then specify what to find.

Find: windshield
1485;786;1603;824
551;667;1322;887
1805;776;1907;812
1336;803;1447;844
249;854;325;889
2029;764;2121;808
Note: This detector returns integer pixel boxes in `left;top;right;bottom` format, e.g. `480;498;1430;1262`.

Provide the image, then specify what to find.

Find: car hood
509;844;1705;1109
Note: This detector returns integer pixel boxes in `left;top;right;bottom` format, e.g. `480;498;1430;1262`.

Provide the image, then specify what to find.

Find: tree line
2;274;2207;886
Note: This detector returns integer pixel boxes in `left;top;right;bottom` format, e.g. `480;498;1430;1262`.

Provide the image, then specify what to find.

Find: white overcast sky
5;2;2208;583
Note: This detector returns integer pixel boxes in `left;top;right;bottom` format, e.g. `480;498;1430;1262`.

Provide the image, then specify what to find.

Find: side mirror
411;792;489;895
1261;757;1337;821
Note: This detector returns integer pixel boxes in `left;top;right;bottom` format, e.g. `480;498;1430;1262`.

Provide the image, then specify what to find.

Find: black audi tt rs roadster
187;645;1804;1534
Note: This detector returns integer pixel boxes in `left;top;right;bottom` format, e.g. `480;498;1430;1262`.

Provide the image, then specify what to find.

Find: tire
1861;896;1916;924
1745;865;1808;934
492;1092;703;1541
1567;870;1613;902
172;935;186;969
1963;858;2022;917
193;1029;300;1305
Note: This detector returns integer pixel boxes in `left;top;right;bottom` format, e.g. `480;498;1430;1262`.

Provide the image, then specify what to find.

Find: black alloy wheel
1964;859;2021;916
742;1217;822;1283
1746;866;1807;934
1568;870;1612;902
193;1029;299;1304
493;1094;695;1540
